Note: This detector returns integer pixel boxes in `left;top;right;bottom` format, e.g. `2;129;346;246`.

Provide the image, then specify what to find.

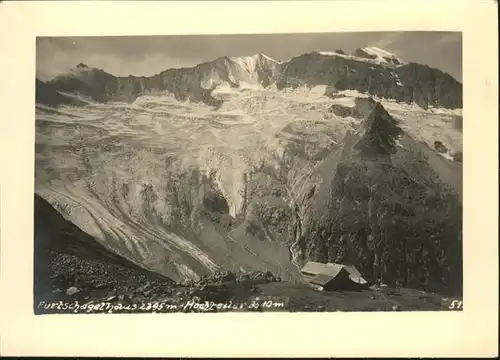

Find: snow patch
331;96;356;107
318;51;338;56
133;93;178;105
307;85;328;96
176;264;202;280
337;89;370;98
439;152;455;161
314;48;405;68
259;53;281;64
362;47;398;60
428;107;463;116
212;83;238;95
200;71;226;89
239;81;265;91
358;47;407;66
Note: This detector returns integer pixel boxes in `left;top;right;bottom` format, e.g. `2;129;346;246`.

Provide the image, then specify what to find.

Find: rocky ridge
39;47;462;110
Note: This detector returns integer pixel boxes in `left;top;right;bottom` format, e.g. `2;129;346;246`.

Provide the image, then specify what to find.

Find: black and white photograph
33;32;465;314
1;0;499;357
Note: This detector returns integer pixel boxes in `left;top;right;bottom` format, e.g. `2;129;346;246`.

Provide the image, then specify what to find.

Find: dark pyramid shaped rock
355;101;403;157
76;63;89;69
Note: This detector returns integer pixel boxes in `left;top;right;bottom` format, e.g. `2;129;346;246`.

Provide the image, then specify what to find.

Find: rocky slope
47;53;281;108
34;47;463;300
35;193;457;314
35;79;86;107
34;194;174;309
277;52;461;109
300;99;462;295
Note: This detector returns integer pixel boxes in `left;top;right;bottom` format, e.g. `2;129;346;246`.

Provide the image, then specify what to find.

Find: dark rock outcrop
35;79;85;107
395;62;462;109
329;104;357;118
434;141;448;154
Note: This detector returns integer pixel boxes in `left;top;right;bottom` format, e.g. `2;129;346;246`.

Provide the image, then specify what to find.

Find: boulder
329;104;355;118
434;141;448;154
66;286;79;296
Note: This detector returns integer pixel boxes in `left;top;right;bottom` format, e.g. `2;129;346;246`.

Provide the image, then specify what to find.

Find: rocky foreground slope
35;193;457;314
34;47;463;303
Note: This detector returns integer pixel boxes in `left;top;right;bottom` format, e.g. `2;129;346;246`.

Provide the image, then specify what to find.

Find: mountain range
35;46;463;298
38;46;462;110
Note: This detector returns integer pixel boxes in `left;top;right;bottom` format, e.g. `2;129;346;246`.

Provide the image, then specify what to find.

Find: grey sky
36;32;462;82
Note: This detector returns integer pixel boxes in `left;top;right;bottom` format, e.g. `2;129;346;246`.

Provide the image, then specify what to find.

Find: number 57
449;300;463;309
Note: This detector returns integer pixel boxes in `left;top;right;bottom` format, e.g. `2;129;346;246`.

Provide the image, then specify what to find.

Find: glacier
35;83;462;283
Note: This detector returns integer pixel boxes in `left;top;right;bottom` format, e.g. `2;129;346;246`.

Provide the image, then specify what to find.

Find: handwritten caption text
37;297;288;313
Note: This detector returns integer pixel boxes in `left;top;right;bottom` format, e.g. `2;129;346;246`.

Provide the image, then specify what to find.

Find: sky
36;32;462;82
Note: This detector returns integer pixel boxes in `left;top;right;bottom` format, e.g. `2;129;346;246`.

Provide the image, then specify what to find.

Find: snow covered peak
228;54;261;72
258;52;280;64
199;53;281;90
352;47;406;67
362;47;397;58
318;49;347;56
308;47;405;68
228;53;280;72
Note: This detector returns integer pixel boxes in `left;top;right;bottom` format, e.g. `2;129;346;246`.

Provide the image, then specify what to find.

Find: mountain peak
355;100;403;157
257;52;279;63
352;47;405;66
42;47;462;110
76;63;89;69
226;53;280;65
360;46;397;58
222;53;281;77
